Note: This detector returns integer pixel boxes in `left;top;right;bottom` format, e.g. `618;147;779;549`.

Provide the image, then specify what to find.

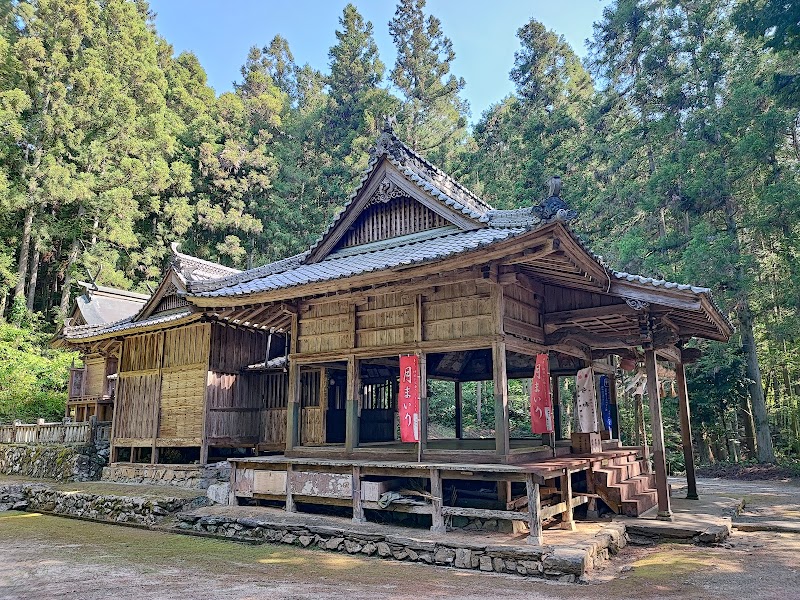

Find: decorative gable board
306;160;483;263
135;268;189;322
335;195;452;250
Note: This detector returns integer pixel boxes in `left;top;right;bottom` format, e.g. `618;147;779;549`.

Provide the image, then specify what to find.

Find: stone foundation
0;443;109;481
102;462;230;490
0;482;209;526
174;512;628;581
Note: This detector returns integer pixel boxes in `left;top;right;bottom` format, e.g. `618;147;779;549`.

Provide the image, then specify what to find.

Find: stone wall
0;442;109;481
101;462;230;490
0;482;208;526
175;513;628;581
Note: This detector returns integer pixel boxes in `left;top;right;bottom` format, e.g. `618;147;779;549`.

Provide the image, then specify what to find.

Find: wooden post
320;367;329;444
552;374;562;441
476;380;482;426
285;464;296;512
345;355;360;453
610;369;621;440
352;465;365;523
228;463;239;506
285;359;301;452
454;381;463;439
645;349;673;519
635;392;650;473
675;359;699;500
525;473;543;545
493;341;510;456
419;352;428;458
429;468;446;534
560;469;575;530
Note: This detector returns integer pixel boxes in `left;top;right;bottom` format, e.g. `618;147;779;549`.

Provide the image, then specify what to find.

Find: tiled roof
190;226;528;298
611;271;710;294
305;126;492;258
171;245;241;282
73;283;149;326
62;309;195;340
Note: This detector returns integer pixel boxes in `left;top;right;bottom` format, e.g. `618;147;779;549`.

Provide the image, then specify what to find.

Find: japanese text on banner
398;354;420;442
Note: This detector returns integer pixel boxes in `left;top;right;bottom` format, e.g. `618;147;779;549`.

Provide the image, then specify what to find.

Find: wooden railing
0;418;111;445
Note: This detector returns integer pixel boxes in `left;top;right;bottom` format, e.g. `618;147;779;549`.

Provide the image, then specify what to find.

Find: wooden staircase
592;454;658;517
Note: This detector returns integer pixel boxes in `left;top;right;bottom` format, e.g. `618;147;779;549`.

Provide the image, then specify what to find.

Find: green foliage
0;318;75;423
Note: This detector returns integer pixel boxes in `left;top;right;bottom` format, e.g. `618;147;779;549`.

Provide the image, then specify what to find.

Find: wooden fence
0;418;111;445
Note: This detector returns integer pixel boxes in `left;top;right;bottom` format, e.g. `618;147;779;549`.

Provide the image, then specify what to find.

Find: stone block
325;537;345;550
454;548;472;569
206;483;230;505
344;540;362;554
433;547;455;565
376;542;392;557
479;555;493;571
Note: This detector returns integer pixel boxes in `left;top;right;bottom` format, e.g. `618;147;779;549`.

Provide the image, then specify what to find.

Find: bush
0;316;76;423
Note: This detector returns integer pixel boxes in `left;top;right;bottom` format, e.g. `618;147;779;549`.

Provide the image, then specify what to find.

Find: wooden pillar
645;349;672;519
454;381;463;439
675;359;699;500
419;352;428;456
285;359;301;452
345;355;360;453
320;367;329;444
285;464;296;512
526;473;543;545
352;465;365;523
429;468;446;534
493;341;510;456
552;375;562;441
560;469;575;530
610;370;621;440
635;392;650;472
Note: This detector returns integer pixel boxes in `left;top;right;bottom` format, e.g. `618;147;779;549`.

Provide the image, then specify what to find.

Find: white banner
575;367;599;433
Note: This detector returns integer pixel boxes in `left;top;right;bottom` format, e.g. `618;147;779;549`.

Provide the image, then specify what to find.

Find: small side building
57;247;286;463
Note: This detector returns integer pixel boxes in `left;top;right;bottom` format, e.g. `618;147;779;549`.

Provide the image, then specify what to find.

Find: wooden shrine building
58;125;732;539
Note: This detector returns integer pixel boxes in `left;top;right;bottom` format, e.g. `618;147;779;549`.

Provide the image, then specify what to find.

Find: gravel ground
1;477;798;600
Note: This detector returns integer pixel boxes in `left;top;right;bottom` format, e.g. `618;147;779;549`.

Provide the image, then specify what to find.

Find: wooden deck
228;447;644;545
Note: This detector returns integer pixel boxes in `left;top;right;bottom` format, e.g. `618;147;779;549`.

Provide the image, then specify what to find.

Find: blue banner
599;374;613;432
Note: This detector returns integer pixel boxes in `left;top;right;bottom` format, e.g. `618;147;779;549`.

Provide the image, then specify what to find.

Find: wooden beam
560;469;576;530
419;352;428;457
493;341;510;456
551;374;562;441
430;468;446;534
526;473;543;545
352;465;366;523
645;349;673;519
454;381;463;439
543;304;635;327
345;355;360;453
675;359;699;500
285;464;296;513
285;358;301;452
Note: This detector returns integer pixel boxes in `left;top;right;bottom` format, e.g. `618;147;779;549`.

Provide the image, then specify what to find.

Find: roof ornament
531;175;577;222
371;115;400;160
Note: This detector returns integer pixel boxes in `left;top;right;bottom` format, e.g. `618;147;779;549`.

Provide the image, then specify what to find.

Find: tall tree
324;4;397;201
388;0;468;167
463;19;593;208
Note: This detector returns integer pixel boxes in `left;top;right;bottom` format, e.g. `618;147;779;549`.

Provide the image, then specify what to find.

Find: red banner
399;354;420;443
530;354;554;434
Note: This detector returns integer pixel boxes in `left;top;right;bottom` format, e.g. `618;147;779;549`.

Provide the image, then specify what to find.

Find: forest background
0;0;798;469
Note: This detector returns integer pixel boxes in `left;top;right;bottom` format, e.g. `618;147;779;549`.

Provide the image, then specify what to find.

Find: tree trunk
14;206;34;301
739;303;776;463
59;238;81;317
26;246;40;312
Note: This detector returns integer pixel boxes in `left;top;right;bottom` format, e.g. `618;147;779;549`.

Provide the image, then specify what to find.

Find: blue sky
148;0;609;122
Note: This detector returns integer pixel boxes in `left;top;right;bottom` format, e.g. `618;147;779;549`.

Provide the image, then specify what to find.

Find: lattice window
339;196;451;249
154;293;189;313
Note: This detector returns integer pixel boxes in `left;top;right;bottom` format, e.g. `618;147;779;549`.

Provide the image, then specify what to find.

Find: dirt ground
1;478;799;600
